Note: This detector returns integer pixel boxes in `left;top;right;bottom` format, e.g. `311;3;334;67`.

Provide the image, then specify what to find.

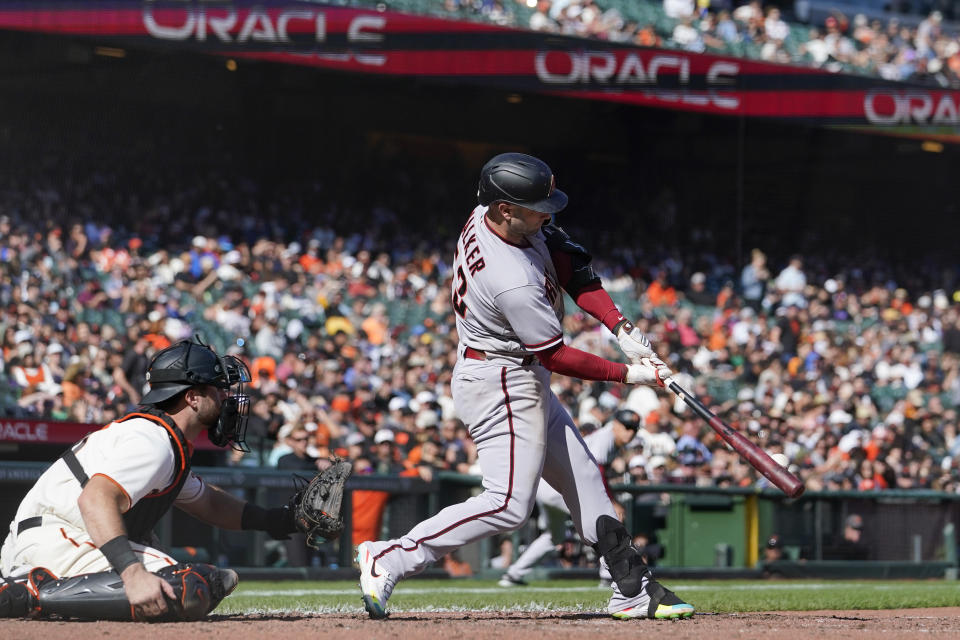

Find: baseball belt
464;347;537;366
17;516;43;535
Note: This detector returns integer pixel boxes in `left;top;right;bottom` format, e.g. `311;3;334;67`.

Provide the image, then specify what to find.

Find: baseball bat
667;380;805;498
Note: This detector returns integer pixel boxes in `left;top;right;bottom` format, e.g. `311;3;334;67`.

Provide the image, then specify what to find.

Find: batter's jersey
11;418;206;531
451;205;564;356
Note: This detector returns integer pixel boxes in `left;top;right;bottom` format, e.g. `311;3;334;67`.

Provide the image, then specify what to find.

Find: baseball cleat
497;574;528;588
356;541;395;620
612;601;695;620
610;580;694;620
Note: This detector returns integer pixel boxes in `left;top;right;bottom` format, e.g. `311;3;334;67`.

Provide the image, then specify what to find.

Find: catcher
0;338;351;621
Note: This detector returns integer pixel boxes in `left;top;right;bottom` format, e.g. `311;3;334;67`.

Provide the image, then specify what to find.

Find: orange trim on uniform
60;528;97;549
27;568;56;598
118;412;188;496
137;549;177;565
177;567;209;609
90;473;133;512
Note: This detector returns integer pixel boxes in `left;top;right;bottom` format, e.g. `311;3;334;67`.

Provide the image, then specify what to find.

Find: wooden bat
667;380;805;498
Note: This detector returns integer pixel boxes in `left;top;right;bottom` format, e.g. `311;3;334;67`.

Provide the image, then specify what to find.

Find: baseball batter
498;409;642;587
0;339;302;621
358;153;694;620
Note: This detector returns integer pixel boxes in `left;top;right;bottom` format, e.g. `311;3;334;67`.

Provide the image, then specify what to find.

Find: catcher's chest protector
61;408;192;544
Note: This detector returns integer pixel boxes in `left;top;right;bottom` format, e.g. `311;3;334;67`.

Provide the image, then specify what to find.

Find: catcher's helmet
141;338;251;449
477;152;568;214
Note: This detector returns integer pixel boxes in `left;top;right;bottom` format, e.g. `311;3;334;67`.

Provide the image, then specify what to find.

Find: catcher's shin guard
593;515;649;598
33;563;234;621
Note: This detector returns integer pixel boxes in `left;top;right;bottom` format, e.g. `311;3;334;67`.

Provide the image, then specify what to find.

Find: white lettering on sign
864;90;960;125
534;50;739;110
0;421;48;441
142;1;386;47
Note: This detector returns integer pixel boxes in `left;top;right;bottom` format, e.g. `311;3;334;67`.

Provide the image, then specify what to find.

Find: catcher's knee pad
0;575;38;618
163;563;238;618
0;567;57;618
593;515;649;598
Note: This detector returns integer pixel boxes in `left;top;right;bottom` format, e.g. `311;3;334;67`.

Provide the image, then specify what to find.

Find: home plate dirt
4;608;960;639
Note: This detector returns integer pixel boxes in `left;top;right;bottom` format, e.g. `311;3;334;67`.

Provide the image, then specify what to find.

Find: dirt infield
5;608;960;639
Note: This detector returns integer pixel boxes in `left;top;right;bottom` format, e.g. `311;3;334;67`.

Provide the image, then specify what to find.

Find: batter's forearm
537;344;627;382
572;283;625;332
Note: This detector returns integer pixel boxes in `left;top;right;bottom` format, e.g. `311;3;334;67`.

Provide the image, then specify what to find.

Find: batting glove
615;320;656;362
625;357;673;388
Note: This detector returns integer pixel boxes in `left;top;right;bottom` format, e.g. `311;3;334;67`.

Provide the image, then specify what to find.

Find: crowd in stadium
2;161;959;501
437;0;960;85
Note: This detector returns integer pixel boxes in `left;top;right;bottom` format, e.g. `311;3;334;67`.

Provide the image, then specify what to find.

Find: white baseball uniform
363;206;648;612
503;423;621;582
1;417;206;578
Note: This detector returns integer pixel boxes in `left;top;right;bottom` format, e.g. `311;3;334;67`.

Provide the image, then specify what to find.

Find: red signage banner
1;1;958;135
0;417;219;450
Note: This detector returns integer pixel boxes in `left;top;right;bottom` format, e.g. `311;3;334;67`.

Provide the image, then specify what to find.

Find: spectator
715;10;740;44
646;270;678;307
732;0;762;24
740;248;769;311
373;429;405;474
664;0;695;20
763;6;789;43
673;16;706;52
529;0;559;32
635;22;663;47
685;272;715;306
824;16;856;65
775;255;807;309
276;425;320;471
800;28;831;67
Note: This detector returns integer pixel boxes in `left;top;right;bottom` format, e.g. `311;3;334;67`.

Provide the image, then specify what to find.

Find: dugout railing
1;462;958;578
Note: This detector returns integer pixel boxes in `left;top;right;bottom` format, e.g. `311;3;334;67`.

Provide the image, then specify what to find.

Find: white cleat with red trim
357;541;396;619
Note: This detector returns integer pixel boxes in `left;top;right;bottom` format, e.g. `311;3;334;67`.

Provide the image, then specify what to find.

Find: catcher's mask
141;337;251;451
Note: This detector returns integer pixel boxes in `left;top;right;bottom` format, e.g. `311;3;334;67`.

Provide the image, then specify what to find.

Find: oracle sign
534;50;741;110
864;90;960;125
142;1;386;45
0;420;49;442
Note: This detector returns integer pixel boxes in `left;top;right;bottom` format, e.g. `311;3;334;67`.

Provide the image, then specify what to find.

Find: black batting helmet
477;152;568;214
614;409;642;431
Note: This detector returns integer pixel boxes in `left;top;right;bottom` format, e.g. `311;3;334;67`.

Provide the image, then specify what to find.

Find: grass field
219;579;960;615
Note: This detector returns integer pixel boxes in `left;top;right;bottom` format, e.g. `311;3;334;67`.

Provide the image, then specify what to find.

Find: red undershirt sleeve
573;283;625;332
537;343;627;382
551;250;623;332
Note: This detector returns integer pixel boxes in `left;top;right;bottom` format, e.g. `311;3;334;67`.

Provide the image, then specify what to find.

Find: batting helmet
477;152;568;214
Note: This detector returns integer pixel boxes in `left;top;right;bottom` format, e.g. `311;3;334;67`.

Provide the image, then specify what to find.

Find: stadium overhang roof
2;0;959;140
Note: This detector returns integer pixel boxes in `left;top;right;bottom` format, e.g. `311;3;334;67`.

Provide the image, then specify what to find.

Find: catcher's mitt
292;457;353;549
